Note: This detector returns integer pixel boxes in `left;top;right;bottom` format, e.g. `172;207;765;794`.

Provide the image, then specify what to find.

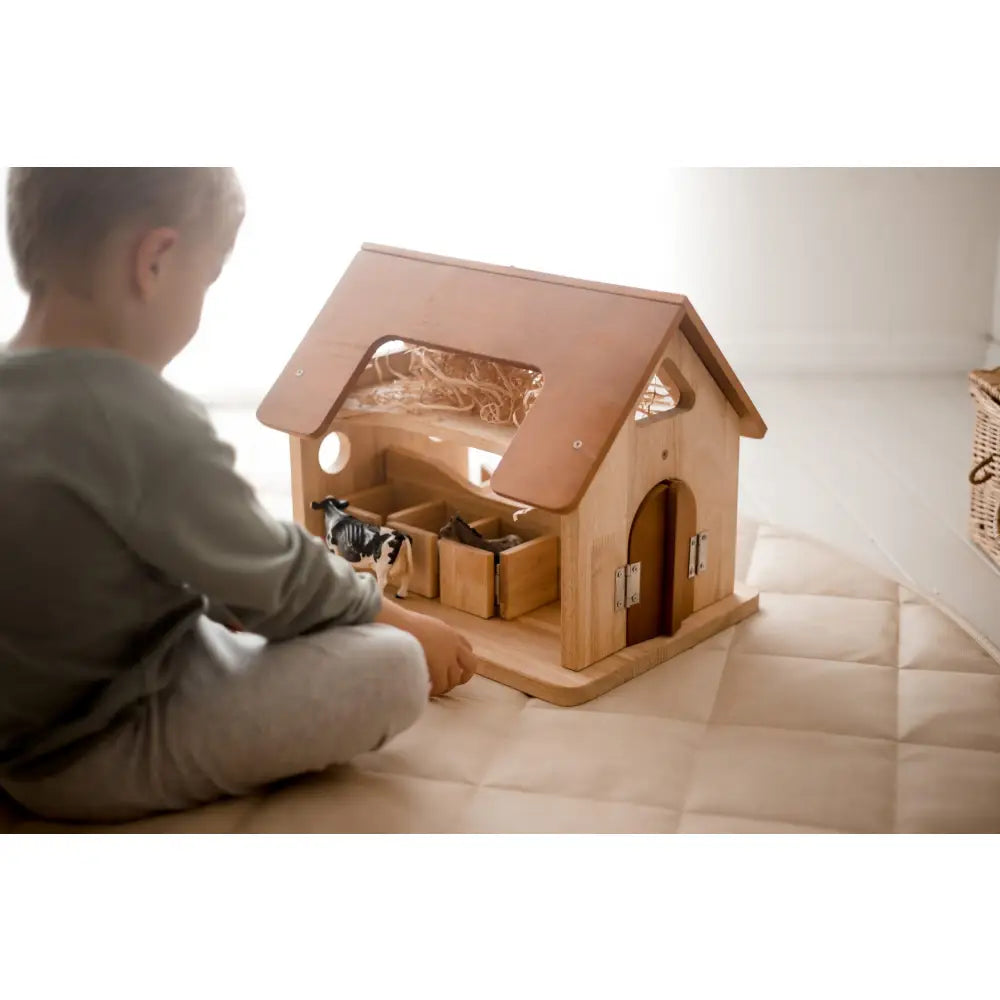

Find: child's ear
133;227;178;299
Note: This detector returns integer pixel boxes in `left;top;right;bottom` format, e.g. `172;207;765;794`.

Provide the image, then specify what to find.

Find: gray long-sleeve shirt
0;347;382;780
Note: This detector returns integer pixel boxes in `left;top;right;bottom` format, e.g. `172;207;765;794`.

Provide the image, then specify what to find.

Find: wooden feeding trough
258;244;767;706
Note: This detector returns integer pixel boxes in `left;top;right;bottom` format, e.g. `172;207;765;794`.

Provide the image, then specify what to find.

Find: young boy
0;167;478;824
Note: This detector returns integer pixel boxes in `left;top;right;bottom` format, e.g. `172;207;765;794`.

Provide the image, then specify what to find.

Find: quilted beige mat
3;520;1000;834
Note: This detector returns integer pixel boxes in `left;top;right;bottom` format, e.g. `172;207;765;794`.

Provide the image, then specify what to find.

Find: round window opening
318;431;351;474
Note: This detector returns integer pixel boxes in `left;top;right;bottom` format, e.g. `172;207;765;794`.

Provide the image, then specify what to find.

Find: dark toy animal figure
438;514;523;555
311;497;413;598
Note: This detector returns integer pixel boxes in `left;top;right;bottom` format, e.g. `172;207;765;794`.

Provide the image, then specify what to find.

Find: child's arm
121;414;382;641
102;380;479;692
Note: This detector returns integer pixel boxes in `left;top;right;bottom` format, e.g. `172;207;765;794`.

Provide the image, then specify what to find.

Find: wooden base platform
401;586;759;706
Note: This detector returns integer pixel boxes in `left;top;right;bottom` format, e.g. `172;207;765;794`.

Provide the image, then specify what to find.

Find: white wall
988;231;1000;369
3;167;1000;398
654;168;1000;375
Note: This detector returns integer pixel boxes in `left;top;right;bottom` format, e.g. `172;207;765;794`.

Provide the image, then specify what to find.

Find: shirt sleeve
113;391;383;640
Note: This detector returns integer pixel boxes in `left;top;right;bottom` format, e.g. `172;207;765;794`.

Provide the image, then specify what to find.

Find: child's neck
10;290;131;357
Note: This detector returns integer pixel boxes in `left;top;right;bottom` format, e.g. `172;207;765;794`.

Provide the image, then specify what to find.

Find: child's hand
406;612;478;697
376;602;479;697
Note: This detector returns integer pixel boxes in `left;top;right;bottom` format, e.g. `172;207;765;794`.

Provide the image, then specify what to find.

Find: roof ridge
360;243;689;307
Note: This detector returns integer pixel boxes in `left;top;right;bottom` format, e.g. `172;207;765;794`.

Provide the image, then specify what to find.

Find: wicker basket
969;368;1000;565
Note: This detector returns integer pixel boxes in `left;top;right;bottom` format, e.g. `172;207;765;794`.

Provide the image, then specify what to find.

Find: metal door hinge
615;566;626;610
627;562;641;607
616;562;641;610
688;532;709;578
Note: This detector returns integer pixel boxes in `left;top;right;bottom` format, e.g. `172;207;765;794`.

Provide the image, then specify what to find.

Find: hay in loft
347;344;678;427
635;372;678;420
348;345;544;428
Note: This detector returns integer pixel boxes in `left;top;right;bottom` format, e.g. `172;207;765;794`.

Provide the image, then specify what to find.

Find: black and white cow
311;497;413;599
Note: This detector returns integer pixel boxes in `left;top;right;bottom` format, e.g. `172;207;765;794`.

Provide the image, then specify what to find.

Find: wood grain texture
665;333;741;612
499;535;560;620
360;243;689;307
343;482;435;519
334;407;513;454
388;500;449;532
438;539;495;618
403;587;759;706
436;514;559;619
469;516;501;536
559;421;632;670
300;424;468;516
315;425;386;498
383;448;560;536
291;432;468;540
289;436;327;538
385;500;450;599
340;505;384;526
388;524;440;599
343;423;470;484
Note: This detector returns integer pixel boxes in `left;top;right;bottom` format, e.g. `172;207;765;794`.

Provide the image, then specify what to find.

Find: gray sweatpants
1;617;430;824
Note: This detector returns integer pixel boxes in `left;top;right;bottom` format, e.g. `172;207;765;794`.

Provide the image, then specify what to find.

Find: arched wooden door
626;480;696;645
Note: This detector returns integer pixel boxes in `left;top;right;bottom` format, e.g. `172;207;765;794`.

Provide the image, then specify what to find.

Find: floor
211;373;1000;659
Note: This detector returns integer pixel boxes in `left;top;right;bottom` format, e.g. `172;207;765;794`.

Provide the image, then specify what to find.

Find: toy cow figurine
311;497;413;599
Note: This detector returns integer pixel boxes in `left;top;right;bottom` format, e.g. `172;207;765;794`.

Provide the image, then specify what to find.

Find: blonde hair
6;167;244;294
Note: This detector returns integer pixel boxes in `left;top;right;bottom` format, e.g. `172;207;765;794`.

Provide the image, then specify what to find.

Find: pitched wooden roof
257;244;766;513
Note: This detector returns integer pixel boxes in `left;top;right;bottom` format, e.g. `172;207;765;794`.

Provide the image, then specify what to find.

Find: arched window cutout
634;360;695;424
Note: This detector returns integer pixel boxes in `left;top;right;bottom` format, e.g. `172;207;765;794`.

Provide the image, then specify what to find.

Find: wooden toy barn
257;244;767;705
